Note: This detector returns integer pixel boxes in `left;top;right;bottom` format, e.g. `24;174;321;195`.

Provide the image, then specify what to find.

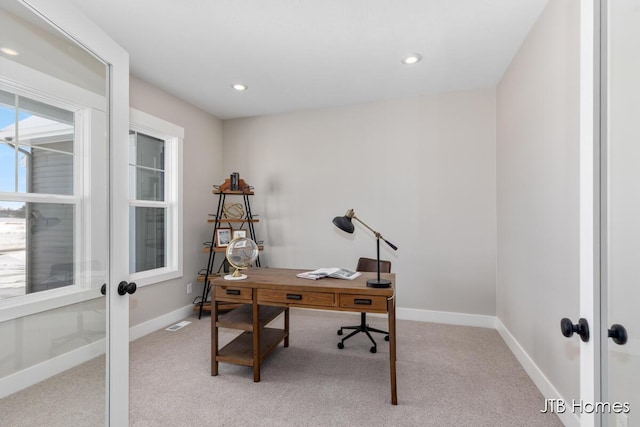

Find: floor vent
165;321;191;331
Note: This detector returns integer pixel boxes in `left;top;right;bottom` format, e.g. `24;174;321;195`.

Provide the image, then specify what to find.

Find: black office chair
337;257;391;353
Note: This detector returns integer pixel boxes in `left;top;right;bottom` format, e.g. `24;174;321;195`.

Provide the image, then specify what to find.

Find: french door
599;0;639;426
0;0;130;425
579;1;640;426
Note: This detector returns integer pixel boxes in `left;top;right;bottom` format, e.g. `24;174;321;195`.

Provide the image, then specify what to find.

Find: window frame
0;69;105;322
128;108;183;287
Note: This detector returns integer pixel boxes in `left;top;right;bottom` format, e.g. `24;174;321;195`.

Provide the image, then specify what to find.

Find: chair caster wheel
370;346;377;353
337;342;344;349
384;335;389;342
337;329;343;336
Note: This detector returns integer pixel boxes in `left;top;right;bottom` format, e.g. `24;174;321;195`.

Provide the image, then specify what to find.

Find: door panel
0;1;129;425
603;0;640;425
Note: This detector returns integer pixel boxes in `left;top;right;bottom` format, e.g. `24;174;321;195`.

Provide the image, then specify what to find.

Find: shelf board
217;304;286;331
193;301;240;312
212;190;254;195
201;245;264;253
207;218;259;223
216;328;287;367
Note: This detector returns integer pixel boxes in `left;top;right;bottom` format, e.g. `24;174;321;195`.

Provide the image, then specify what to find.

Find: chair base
337;312;389;353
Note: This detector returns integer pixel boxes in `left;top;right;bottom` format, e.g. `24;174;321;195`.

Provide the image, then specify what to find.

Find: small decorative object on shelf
230;172;240;191
222;203;244;219
232;229;248;239
215;228;232;247
214;174;252;193
224;238;259;280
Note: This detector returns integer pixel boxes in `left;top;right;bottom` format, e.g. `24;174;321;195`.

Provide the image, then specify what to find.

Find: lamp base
367;278;391;288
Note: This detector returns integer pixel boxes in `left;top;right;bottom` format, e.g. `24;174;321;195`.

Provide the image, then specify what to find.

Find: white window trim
128;108;183;287
0;76;106;322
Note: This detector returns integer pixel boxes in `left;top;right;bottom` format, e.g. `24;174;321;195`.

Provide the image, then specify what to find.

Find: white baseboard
0;338;105;399
495;318;580;427
397;306;496;329
129;304;195;341
0;304;194;399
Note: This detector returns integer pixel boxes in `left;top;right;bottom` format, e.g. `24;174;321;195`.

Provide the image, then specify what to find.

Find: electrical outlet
186;282;192;294
616;413;628;427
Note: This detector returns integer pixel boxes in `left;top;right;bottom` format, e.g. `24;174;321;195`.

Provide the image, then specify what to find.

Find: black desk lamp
332;209;398;288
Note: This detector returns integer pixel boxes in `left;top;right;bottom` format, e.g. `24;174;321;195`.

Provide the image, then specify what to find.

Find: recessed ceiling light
231;83;248;91
0;47;19;56
402;54;422;65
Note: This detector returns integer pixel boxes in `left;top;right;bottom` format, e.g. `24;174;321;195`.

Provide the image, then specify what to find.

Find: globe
224;237;259;280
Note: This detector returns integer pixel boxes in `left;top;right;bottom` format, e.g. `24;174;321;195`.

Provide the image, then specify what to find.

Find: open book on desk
296;268;361;280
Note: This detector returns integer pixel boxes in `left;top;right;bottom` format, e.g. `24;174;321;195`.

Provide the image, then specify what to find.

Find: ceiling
72;0;549;120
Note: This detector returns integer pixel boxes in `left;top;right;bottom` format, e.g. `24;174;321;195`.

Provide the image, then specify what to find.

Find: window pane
0;201;74;299
0;142;17;193
136;132;164;170
130;207;166;274
0;90;74;195
18;144;74;195
129;131;166;201
0;99;18;193
135;167;165;201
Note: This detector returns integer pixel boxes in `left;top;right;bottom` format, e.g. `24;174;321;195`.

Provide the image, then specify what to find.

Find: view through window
0;89;75;299
129;130;167;274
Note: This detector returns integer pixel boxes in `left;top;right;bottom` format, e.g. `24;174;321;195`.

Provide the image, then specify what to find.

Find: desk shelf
193;301;240;313
217;304;284;330
212;298;289;382
217;328;287;367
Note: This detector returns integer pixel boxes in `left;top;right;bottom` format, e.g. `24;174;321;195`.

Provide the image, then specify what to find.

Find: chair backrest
356;257;391;273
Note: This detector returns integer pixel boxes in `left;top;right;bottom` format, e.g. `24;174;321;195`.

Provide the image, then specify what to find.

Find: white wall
222;89;497;316
128;76;223;326
496;0;580;404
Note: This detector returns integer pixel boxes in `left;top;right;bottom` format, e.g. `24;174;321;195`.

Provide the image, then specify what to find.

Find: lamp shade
332;215;355;233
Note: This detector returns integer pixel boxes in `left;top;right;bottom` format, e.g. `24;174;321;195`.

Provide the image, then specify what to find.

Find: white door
0;0;130;425
601;0;639;426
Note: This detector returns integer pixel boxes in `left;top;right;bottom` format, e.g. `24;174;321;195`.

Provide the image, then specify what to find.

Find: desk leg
252;301;261;382
388;296;398;405
284;307;290;347
211;296;218;376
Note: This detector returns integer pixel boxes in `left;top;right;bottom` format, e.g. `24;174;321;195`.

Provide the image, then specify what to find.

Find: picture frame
232;229;248;240
215;228;232;247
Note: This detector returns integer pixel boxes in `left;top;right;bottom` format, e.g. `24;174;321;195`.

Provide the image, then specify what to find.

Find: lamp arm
352;215;398;251
351;215;377;236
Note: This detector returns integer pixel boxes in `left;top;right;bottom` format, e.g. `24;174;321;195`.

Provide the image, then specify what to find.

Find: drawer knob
286;294;302;300
354;298;372;305
226;289;241;295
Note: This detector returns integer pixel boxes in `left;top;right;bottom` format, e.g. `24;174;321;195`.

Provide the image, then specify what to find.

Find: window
128;109;183;286
0;88;77;300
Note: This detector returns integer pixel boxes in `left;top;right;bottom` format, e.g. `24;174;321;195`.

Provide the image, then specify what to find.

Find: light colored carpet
0;309;563;426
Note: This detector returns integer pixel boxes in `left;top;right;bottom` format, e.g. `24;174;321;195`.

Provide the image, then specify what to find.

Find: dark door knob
608;324;628;345
100;284;106;295
561;318;590;342
117;281;137;296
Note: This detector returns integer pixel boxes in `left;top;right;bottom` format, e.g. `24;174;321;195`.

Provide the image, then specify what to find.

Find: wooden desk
210;267;397;405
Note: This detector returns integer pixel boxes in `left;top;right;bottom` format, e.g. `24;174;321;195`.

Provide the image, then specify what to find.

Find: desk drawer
257;289;335;307
215;286;253;301
339;294;387;311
